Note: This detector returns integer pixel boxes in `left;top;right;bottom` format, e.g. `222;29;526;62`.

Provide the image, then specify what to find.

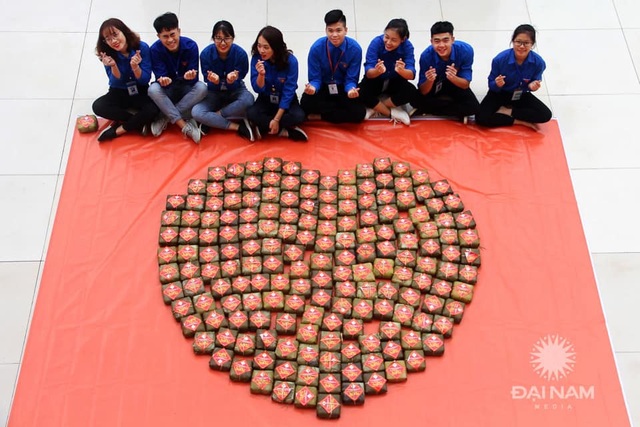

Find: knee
147;82;163;99
92;97;106;116
191;103;205;120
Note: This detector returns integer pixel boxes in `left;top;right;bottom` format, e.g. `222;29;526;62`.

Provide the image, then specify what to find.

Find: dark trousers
92;87;158;132
247;95;305;135
413;80;480;118
475;90;552;127
300;86;366;123
358;77;418;109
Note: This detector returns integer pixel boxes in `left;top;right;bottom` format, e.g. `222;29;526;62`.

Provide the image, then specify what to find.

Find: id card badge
511;89;523;101
328;82;338;95
270;94;280;104
435;81;443;94
126;81;139;96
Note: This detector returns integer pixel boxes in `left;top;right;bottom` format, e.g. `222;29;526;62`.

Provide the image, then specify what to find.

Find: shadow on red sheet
9;120;630;427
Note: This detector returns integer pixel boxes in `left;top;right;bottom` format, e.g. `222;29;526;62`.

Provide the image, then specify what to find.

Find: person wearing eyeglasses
413;21;480;121
191;20;255;141
300;9;366;124
92;18;159;142
475;24;552;129
148;12;207;143
246;26;307;141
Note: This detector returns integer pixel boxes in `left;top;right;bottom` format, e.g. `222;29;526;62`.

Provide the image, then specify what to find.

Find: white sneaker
151;116;169;137
390;106;411;126
365;108;383;120
402;103;418;117
182;119;201;144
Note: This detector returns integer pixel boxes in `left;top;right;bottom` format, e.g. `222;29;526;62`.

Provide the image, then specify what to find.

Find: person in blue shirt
414;21;479;120
246;26;307;141
92;18;158;142
191;20;255;141
300;9;366;124
358;18;417;126
475;24;552;129
148;12;207;143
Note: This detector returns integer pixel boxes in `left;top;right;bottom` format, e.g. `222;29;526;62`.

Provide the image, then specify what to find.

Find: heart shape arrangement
157;157;480;419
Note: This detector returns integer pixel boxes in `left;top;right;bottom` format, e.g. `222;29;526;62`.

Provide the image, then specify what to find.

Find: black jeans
300;85;366;123
92;86;158;132
413;80;480;118
475;90;552;127
358;77;418;109
247;95;305;135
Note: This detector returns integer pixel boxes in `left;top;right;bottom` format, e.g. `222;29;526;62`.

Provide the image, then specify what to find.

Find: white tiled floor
1;1;638;426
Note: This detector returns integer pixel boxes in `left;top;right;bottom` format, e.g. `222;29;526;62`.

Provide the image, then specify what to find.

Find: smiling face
103;27;128;53
257;36;273;61
512;33;533;63
383;28;404;52
214;30;234;57
158;27;181;52
326;21;347;47
431;32;454;60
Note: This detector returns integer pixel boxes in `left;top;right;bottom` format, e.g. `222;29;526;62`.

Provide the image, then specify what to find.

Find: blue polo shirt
418;40;474;87
250;53;299;110
488;48;546;93
307;36;362;92
364;35;416;80
200;43;249;92
150;36;200;85
104;41;152;90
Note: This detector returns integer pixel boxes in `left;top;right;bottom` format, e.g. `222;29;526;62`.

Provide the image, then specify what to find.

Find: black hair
153;12;179;34
385;18;410;39
512;24;536;44
251;26;291;70
96;18;141;57
430;21;454;37
324;9;346;26
212;20;235;39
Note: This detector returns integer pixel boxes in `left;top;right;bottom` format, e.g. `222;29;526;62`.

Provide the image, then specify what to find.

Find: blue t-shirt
364;34;416;80
487;48;546;93
200;43;249;92
307;36;362;92
104;41;152;90
418;40;474;87
250;53;299;110
150;36;200;85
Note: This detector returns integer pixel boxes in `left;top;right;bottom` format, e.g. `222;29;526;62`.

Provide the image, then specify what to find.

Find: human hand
129;50;141;69
207;71;220;84
347;87;360;98
304;83;316;95
269;118;280;134
394;58;405;73
184;69;198;80
227;70;239;84
256;60;266;76
425;66;437;81
375;59;386;74
157;76;172;87
528;80;541;91
495;74;506;87
445;63;457;80
100;52;116;67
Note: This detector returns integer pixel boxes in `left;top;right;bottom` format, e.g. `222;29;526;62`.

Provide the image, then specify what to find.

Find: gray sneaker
151;116;169;137
182;120;201;144
390;106;411;126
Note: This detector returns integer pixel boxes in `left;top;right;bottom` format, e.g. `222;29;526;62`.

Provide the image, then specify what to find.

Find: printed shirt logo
530;335;577;381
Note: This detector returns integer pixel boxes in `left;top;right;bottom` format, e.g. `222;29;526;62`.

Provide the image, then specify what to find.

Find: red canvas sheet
9;120;630;426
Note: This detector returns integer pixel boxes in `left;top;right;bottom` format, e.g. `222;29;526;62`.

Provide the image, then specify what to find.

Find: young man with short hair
148;12;207;143
300;9;366;123
414;21;479;120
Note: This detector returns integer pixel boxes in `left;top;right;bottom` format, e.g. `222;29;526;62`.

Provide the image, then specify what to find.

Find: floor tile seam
570;166;640;172
621;28;640;86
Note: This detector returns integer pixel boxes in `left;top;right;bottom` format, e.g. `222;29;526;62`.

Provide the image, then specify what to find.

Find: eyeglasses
513;40;532;47
214;37;233;44
103;32;121;43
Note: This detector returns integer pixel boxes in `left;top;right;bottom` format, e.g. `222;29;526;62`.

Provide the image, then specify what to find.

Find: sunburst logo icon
530;335;577;381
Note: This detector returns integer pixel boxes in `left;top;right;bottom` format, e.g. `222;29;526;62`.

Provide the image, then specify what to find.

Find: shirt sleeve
307;41;323;91
279;54;299;110
183;39;201;76
235;46;250;80
531;54;545;82
150;43;169;80
250;55;266;94
137;43;152;84
417;48;432;87
402;40;416;78
364;36;381;73
456;44;474;82
487;54;503;92
344;41;362;92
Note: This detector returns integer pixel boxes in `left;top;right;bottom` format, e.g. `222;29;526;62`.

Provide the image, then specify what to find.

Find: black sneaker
237;118;255;142
286;126;308;142
98;125;118;142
